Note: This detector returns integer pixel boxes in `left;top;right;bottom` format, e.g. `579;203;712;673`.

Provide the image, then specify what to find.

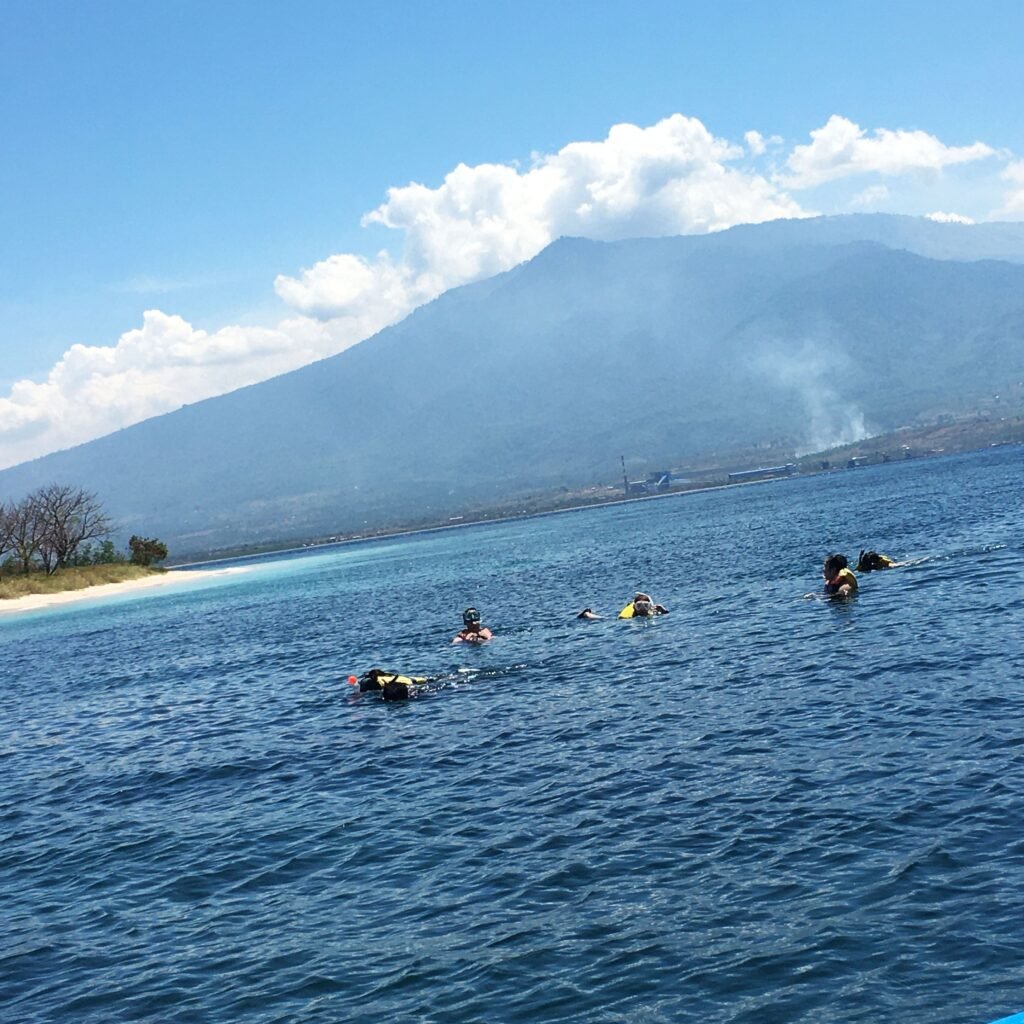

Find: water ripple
2;447;1023;1023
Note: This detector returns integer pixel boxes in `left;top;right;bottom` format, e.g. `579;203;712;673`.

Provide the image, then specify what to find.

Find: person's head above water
857;549;891;572
454;606;492;643
823;554;848;578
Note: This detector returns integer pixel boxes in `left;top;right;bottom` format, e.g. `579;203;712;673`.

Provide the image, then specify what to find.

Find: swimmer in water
453;607;492;644
577;608;602;620
620;592;669;618
823;554;858;598
356;668;429;701
856;549;896;572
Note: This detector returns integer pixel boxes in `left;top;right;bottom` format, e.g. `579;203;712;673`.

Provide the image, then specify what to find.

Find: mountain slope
2;215;1023;554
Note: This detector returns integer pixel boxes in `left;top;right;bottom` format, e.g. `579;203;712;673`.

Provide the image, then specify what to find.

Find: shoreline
171;474;785;569
173;438;1023;568
0;566;251;618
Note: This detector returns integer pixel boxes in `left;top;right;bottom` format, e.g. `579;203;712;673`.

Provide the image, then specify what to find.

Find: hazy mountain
2;214;1023;556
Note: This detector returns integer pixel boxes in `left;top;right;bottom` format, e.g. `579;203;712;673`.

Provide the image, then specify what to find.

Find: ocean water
2;446;1022;1024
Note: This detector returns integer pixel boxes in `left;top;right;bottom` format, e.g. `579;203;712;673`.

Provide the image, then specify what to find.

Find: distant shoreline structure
173;431;1022;570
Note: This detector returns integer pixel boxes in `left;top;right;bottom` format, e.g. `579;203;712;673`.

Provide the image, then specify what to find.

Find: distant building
727;463;796;482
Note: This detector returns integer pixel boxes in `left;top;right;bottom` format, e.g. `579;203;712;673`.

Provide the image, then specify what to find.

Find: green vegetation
129;536;169;566
0;562;164;601
1;483;169;600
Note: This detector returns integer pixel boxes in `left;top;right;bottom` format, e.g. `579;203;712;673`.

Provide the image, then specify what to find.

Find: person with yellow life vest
856;549;896;572
823;554;858;597
355;668;429;701
619;592;669;618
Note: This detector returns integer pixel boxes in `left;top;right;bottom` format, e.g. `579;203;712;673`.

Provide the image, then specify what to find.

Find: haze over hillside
2;214;1023;556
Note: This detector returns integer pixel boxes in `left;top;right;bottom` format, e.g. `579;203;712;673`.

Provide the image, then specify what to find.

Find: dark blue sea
2;446;1023;1024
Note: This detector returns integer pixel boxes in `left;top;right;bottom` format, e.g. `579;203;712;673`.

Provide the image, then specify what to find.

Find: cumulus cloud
744;130;782;156
745;130;767;156
273;252;425;321
0;310;365;469
782;115;996;189
274;115;807;321
8;113;817;469
926;210;975;224
1;111;1013;470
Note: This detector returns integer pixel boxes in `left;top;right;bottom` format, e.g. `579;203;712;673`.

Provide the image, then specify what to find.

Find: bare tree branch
34;485;115;575
7;495;47;575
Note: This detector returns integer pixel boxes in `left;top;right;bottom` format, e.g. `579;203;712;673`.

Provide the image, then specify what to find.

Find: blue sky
1;0;1023;467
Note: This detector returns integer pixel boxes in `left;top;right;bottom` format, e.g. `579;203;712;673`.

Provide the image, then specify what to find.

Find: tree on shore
69;539;125;567
4;495;47;575
34;485;114;575
1;484;168;577
0;501;9;555
0;501;13;569
128;536;168;566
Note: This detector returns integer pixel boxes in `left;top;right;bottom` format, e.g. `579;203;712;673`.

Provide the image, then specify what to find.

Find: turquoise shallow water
2;446;1023;1023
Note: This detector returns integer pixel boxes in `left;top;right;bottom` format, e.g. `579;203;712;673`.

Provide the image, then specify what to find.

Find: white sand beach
0;566;250;617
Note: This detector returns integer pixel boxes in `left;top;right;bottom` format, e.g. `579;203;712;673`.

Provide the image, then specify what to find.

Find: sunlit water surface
2;447;1023;1024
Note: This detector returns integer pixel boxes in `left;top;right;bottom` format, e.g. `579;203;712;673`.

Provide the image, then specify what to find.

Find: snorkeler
353;668;430;701
856;549;896;572
619;592;669;618
823;554;858;597
453;607;492;644
577;608;602;620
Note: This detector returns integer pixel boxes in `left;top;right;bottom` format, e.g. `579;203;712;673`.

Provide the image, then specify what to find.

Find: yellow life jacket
359;671;428;693
825;567;858;594
620;600;657;618
858;550;894;571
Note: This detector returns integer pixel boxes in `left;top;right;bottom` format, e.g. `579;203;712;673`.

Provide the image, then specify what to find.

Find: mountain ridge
2;214;1023;556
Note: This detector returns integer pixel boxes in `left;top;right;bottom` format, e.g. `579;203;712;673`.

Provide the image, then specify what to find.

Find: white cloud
13;113;813;469
744;130;782;156
782;115;996;189
926;210;975;224
274;115;807;321
849;185;891;210
0;310;360;469
2;111;1014;470
745;130;767;156
996;160;1024;218
273;252;425;321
